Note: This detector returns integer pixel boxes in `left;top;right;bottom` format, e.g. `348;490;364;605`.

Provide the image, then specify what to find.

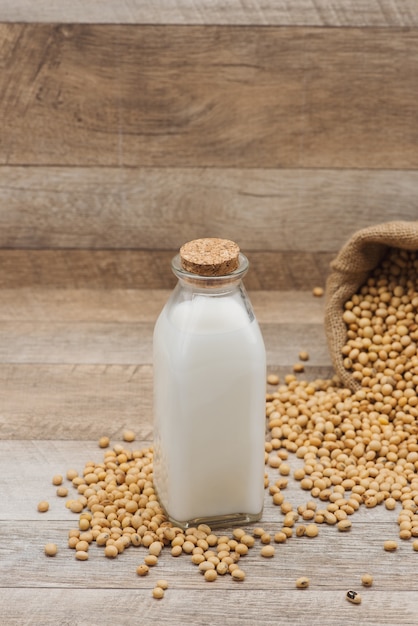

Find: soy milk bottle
153;238;266;528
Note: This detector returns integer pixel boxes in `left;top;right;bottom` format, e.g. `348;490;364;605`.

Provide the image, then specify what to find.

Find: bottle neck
171;252;249;292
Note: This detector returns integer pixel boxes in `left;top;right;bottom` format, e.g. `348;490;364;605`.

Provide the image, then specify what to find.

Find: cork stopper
180;238;240;276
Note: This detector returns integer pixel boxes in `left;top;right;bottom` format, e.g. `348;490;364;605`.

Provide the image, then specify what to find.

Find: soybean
123;430;136;443
267;374;280;386
346;590;361;604
231;568;246;581
144;555;158;566
204;569;218;582
260;545;275;558
171;545;182;557
361;574;373;587
149;541;163;557
44;543;58;557
337;520;352;532
305;524;319;538
217;562;229;575
152;587;164;599
104;545;118;558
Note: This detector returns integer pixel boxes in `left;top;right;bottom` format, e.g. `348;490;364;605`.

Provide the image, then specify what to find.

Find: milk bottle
153;238;266;528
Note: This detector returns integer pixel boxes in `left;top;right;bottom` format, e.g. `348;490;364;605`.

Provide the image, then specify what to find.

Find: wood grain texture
0;289;326;324
1;589;416;626
1;24;418;169
1;288;416;625
0;440;417;624
0;250;333;290
0;289;330;438
0;284;329;367
0;321;329;366
0;364;154;440
2;4;418;621
1;0;418;27
1;167;417;250
0;364;334;440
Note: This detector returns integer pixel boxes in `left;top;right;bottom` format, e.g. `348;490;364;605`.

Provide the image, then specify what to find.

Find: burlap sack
325;220;418;391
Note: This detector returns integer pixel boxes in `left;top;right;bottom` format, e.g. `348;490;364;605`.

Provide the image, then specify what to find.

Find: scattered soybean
346;590;361;604
295;577;310;589
44;543;57;557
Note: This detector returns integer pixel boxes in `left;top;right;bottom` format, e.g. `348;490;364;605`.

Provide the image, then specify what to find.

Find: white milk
153;290;266;527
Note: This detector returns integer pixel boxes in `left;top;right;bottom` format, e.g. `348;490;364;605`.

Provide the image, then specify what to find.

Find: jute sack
325;220;418;391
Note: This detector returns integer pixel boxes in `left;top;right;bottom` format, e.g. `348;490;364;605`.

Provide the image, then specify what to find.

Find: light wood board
1;0;418;26
1;25;418;169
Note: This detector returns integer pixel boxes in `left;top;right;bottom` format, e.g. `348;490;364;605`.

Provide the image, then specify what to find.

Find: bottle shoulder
159;288;259;334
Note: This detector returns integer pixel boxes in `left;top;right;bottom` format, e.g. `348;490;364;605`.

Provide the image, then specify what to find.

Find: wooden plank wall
1;1;417;290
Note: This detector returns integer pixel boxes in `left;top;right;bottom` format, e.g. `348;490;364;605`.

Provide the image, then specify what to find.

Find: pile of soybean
267;248;418;549
41;246;418;595
266;248;418;543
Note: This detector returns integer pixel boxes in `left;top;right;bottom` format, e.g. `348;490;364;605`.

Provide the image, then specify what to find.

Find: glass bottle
153;238;266;529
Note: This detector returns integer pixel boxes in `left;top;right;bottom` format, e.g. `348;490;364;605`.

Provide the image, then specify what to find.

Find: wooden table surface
1;1;418;623
1;285;417;626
